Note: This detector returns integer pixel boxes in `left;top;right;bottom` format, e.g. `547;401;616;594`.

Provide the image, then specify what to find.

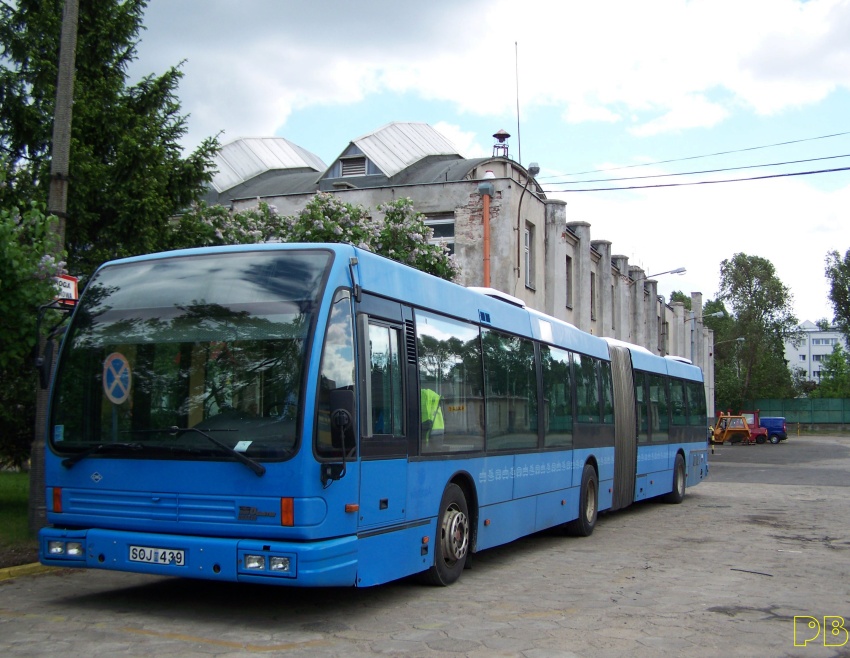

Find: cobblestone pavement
2;435;849;657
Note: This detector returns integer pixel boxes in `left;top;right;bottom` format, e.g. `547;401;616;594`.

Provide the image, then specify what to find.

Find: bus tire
565;464;598;537
663;453;686;504
420;483;470;586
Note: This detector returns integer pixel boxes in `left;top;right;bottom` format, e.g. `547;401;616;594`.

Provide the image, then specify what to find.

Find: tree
717;253;799;404
0;0;218;470
176;194;460;281
0;0;219;276
825;248;850;346
0;175;64;467
669;290;691;310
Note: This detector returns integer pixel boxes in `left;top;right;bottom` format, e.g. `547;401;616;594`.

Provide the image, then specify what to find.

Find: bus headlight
269;556;290;572
66;542;84;556
244;554;265;570
48;541;65;555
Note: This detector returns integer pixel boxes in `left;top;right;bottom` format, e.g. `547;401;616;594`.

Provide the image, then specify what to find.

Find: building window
565;255;573;308
590;271;597;321
424;213;455;255
812;338;838;346
813;354;826;362
524;223;535;290
799;355;807;361
341;156;367;177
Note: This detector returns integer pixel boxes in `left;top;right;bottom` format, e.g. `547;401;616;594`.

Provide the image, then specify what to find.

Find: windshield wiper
165;426;265;477
62;442;145;469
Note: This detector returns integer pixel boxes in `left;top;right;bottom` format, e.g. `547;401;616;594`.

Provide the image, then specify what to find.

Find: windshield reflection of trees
57;299;308;457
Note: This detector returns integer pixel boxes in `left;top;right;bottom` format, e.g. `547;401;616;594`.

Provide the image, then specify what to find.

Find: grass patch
0;472;34;546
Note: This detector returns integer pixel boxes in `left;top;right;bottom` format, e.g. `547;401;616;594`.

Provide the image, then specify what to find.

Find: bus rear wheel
421;483;469;586
663;453;686;504
565;464;598;537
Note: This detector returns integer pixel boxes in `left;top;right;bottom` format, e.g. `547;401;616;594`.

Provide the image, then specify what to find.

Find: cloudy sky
129;0;850;324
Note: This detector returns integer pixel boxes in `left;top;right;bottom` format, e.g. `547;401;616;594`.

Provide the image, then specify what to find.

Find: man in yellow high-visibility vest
420;388;444;448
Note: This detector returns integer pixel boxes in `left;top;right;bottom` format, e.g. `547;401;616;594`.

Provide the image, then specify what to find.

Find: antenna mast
515;41;521;165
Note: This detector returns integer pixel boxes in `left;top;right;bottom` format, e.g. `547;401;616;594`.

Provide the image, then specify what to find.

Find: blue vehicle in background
760;416;788;444
742;411;788;444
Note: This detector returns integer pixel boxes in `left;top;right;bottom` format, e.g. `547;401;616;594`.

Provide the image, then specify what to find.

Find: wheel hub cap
442;507;469;562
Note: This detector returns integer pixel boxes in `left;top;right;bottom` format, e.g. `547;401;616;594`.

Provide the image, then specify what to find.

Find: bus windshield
50;250;331;462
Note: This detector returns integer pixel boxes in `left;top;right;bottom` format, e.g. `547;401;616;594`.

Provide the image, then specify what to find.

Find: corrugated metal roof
210;137;326;193
346;122;461;178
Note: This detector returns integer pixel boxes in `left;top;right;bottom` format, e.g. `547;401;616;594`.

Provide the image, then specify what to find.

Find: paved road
2;434;849;657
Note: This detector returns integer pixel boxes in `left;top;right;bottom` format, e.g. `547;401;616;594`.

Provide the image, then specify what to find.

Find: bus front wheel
421;483;469;586
565;464;598;537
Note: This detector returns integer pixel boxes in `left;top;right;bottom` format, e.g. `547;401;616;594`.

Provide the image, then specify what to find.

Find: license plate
129;545;185;566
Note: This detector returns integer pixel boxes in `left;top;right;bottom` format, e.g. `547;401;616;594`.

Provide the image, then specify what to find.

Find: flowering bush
175;193;460;281
376;198;459;281
0;201;64;368
168;201;288;248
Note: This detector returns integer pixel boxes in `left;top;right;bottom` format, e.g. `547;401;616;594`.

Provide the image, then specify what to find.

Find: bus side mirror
329;388;355;451
321;389;355;486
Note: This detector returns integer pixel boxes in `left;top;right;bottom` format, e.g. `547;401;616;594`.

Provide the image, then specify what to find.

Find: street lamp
713;336;745;379
647;267;687;278
714;336;745;349
629;266;686;286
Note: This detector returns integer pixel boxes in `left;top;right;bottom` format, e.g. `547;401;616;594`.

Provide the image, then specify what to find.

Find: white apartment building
785;320;848;381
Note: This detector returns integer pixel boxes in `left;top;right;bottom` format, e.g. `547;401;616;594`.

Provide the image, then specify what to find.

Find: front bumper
39;527;358;587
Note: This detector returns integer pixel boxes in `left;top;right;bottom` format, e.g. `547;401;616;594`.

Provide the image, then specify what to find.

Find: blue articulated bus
39;243;709;587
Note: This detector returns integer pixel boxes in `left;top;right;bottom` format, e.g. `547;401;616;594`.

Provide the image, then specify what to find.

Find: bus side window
366;322;404;437
649;374;669;441
316;291;356;459
416;310;484;454
574;353;600;423
670;379;687;426
482;329;537;451
687;380;707;427
542;345;573;448
600;360;615;424
634;370;649;443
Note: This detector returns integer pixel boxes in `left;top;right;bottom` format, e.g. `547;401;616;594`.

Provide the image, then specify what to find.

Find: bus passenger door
357;315;409;528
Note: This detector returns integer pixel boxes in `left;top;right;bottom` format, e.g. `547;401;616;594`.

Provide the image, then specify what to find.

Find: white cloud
432;122;489;158
562;102;622;125
133;0;850;149
630;95;730;137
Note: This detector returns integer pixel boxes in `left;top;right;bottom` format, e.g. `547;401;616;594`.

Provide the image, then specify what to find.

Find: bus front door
358;319;409;528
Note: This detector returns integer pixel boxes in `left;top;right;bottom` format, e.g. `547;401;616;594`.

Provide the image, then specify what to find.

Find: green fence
744;398;850;425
